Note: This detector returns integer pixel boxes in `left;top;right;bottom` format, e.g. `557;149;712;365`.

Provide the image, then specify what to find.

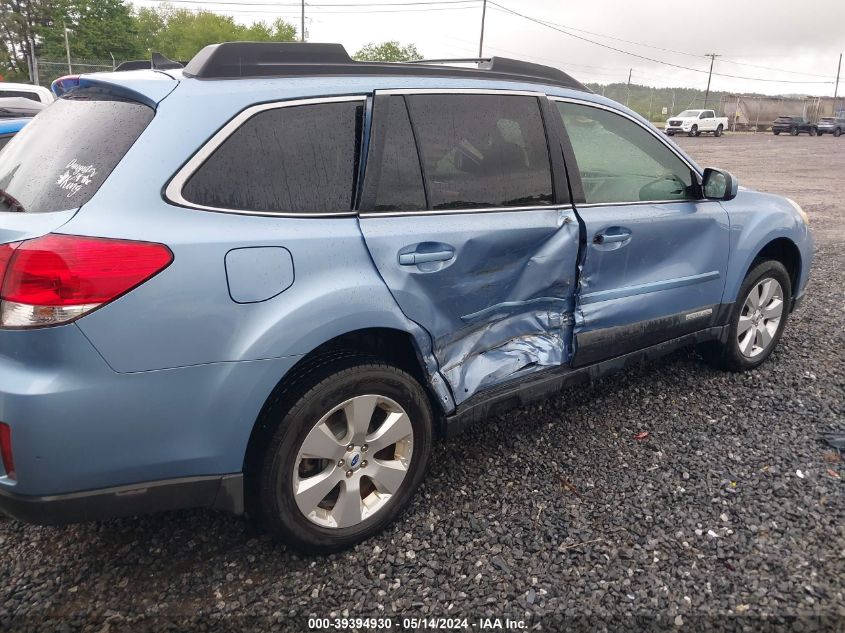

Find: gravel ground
2;134;844;632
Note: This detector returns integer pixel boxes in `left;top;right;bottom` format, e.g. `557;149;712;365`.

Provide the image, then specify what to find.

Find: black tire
809;127;817;136
701;260;792;372
667;131;675;136
817;131;825;136
790;127;799;136
253;357;433;553
835;128;842;137
714;124;723;137
688;125;698;137
773;130;780;135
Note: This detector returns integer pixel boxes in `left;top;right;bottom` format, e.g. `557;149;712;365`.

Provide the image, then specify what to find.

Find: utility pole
300;0;305;42
648;87;654;121
834;53;842;115
670;90;676;115
703;53;720;109
63;23;72;74
478;0;487;57
625;68;632;106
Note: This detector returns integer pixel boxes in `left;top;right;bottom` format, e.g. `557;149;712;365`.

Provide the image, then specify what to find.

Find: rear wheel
701;260;792;372
790;127;799;136
254;358;433;552
714;124;723;137
667;131;675;136
835;128;842;137
773;130;780;135
809;127;817;136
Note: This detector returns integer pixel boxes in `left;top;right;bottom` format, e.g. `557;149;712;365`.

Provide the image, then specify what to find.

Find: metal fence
35;58;117;87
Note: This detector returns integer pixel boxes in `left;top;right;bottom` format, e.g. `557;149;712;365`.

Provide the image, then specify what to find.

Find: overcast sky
134;0;845;97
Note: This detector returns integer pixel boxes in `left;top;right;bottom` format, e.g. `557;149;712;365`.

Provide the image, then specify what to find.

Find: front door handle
593;230;632;245
398;250;455;265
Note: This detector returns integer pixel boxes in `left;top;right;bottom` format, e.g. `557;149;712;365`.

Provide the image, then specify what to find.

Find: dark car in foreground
815;116;845;137
772;116;817;136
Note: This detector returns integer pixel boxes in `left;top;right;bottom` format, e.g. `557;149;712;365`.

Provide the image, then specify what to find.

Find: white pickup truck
664;109;728;137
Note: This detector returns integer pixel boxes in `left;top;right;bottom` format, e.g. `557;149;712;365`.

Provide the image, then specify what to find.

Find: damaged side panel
358;207;580;404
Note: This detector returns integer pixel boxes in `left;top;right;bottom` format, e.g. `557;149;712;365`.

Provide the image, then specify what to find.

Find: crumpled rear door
358;91;580;405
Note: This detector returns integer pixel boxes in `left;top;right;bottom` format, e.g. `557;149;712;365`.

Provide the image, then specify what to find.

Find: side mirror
702;168;738;201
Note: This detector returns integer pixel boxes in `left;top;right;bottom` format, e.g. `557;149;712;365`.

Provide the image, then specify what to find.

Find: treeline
0;0;300;79
586;82;738;122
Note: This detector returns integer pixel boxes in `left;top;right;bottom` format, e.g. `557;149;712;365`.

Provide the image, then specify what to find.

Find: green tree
39;0;138;61
0;0;55;79
353;41;420;63
132;5;297;61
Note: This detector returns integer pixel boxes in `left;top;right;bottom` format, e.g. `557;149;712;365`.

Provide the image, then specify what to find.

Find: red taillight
0;423;14;480
0;234;173;328
0;242;19;284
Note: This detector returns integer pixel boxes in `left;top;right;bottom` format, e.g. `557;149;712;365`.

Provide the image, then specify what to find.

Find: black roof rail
183;42;589;92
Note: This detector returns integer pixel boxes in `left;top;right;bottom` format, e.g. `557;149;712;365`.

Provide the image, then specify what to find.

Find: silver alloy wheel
737;277;784;358
292;394;414;529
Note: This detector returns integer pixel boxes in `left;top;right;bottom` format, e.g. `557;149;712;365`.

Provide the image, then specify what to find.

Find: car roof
0;118;30;134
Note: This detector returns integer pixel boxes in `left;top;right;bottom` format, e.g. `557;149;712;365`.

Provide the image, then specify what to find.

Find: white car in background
665;109;728;137
0;82;54;104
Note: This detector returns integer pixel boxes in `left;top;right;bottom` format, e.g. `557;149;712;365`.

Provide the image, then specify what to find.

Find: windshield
677;110;701;117
0;94;153;213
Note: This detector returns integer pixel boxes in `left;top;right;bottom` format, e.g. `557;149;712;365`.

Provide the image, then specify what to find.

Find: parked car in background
0;82;53;104
0;43;814;552
0;118;29;151
772;116;817;136
665;109;728;137
815;116;845;137
0;96;46;120
0;97;44;152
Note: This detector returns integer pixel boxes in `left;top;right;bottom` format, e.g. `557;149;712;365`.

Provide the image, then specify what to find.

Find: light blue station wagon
0;43;813;551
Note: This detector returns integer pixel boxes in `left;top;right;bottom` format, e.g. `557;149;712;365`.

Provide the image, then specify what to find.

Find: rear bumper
0;474;244;525
0;323;299;498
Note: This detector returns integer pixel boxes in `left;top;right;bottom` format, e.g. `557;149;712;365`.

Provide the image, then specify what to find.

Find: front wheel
714;124;723;137
701;260;792;372
835;128;842;137
790;127;799;136
688;125;698;137
254;358;433;552
667;131;675;136
773;130;780;135
809;128;817;136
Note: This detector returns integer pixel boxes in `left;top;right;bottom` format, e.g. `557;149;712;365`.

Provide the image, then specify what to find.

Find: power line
487;2;834;84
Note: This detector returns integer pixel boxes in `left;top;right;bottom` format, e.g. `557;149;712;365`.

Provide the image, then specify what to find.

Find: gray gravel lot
2;134;844;631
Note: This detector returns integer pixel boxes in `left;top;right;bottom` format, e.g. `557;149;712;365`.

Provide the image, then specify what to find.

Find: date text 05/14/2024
307;617;527;630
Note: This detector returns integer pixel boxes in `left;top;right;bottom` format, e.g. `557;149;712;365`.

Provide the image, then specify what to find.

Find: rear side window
405;94;553;210
0;90;39;101
0;95;153;213
182;101;364;214
359;96;426;212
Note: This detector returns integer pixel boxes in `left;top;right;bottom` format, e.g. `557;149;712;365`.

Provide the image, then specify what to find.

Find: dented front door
358;91;580;404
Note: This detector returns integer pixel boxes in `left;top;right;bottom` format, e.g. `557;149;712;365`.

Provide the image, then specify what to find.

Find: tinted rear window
0;95;153;214
406;94;553;210
360;96;427;212
182;101;364;214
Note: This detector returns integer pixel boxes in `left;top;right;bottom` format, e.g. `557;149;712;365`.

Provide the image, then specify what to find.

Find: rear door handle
398;250;455;265
593;231;632;245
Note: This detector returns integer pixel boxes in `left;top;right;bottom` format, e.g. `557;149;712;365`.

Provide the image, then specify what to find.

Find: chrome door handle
398;250;455;265
593;231;632;245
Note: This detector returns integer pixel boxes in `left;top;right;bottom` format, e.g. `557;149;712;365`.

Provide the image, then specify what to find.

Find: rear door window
181;100;364;214
0;95;153;213
359;96;427;212
405;94;553;210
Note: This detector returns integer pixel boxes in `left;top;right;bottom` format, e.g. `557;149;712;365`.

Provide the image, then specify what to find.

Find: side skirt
443;325;727;438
